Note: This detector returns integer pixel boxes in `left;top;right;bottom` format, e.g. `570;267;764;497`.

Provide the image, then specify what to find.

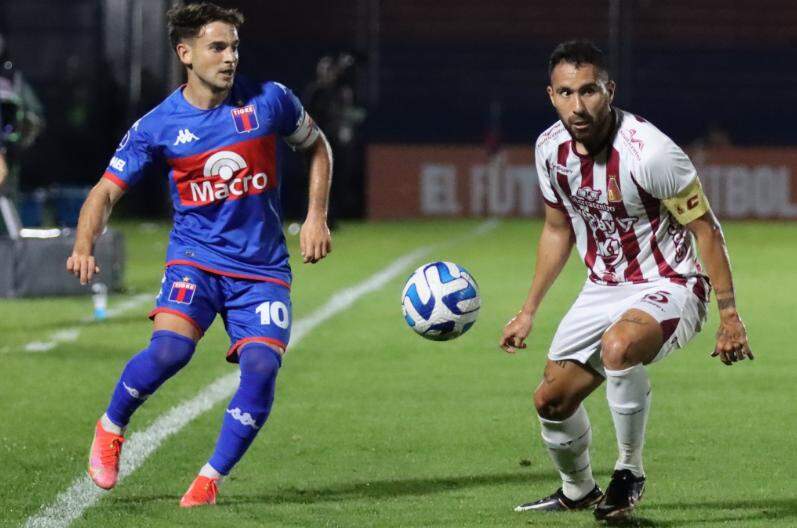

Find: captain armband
662;177;711;225
284;110;320;150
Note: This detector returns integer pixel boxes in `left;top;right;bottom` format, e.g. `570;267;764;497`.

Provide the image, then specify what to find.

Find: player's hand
500;311;533;354
711;313;753;366
66;251;100;285
299;214;331;264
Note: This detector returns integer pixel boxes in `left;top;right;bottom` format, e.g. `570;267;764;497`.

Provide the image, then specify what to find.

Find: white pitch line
23;220;499;528
20;294;152;353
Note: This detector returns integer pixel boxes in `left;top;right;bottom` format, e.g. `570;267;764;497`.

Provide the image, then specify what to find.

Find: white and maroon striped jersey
534;108;709;301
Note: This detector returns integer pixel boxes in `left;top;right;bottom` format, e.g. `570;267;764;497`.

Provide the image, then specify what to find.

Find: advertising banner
366;145;797;220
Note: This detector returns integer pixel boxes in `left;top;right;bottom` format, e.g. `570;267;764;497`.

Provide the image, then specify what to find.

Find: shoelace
98;436;124;467
191;479;218;499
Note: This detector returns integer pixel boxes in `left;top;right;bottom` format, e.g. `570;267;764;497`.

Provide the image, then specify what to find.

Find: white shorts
548;278;709;376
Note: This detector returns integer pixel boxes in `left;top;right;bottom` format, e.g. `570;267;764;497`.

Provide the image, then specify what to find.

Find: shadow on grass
109;478;797;527
601;498;797;527
229;471;552;506
112;470;549;507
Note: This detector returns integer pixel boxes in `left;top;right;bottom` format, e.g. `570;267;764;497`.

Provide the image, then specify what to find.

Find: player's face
547;62;615;147
177;21;239;93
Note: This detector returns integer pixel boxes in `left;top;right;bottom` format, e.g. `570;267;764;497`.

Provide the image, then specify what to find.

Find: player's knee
600;332;635;370
240;343;281;374
147;330;196;373
239;343;282;400
533;388;579;421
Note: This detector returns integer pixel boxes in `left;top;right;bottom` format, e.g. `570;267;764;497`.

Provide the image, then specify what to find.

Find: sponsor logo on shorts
642;290;671;312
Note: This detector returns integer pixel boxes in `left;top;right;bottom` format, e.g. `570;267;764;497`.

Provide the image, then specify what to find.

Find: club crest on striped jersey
231;104;259;133
168;277;196;304
576;187;602;202
607;175;623;203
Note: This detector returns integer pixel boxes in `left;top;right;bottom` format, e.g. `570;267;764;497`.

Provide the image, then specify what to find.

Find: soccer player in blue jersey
66;2;333;507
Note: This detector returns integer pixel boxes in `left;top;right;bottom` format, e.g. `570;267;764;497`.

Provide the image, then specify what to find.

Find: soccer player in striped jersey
500;40;752;520
66;2;333;507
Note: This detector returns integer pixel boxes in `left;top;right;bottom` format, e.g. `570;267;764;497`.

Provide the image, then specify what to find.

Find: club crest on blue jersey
231;105;259;133
168;278;197;305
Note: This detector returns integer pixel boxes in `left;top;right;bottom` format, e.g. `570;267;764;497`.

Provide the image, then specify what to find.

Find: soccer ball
401;261;480;341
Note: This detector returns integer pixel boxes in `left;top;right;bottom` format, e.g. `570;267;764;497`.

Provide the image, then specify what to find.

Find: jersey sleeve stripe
102;171;129;190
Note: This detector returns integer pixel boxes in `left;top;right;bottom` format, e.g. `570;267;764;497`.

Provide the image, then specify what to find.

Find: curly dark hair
548;40;610;79
167;2;244;50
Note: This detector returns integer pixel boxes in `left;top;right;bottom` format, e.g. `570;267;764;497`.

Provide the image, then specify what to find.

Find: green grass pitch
1;219;795;527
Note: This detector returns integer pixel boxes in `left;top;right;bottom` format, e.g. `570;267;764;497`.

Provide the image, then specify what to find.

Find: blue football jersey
103;76;317;288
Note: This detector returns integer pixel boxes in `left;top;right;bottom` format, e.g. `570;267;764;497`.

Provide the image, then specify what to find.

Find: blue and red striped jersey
102;76;310;288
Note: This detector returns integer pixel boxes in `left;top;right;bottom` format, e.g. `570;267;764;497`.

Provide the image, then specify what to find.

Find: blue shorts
149;265;292;363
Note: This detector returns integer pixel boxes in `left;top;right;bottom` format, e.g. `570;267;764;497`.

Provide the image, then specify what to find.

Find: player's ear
546;85;555;106
605;80;616;104
175;41;192;67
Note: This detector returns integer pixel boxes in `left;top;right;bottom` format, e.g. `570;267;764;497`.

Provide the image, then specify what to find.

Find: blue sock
105;330;196;427
208;343;281;475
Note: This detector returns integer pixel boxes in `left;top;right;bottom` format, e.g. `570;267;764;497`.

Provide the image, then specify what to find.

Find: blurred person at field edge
303;52;366;226
0;33;44;198
66;2;333;507
502;40;752;520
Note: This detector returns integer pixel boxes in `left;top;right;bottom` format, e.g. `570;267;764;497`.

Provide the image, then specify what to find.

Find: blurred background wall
0;0;795;221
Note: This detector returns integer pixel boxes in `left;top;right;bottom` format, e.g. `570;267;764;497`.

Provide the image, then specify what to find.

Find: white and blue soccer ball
401;261;480;341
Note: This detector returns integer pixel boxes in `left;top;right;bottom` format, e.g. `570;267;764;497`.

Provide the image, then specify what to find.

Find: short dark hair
167;2;244;50
548;40;609;79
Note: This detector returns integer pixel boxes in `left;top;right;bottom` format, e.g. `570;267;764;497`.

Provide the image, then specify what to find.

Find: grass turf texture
1;219;795;527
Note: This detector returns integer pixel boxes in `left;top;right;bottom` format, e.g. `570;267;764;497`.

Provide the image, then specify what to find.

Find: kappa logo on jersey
168;278;197;304
174;128;200;146
231;105;259;133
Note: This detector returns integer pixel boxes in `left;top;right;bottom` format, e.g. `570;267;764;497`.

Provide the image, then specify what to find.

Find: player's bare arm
300;131;333;264
500;204;574;354
66;178;125;285
0;151;8;188
685;208;753;365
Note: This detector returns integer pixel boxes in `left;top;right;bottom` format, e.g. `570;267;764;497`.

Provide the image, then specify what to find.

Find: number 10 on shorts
256;301;289;328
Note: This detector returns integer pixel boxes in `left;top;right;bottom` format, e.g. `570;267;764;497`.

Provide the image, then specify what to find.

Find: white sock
199;463;223;480
605;364;651;478
100;413;125;435
538;404;596;501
